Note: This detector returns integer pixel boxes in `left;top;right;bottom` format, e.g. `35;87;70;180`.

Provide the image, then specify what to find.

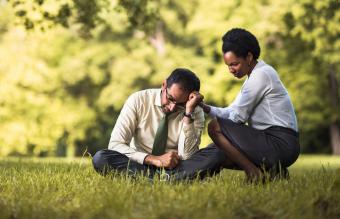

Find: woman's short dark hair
222;28;261;59
166;68;200;92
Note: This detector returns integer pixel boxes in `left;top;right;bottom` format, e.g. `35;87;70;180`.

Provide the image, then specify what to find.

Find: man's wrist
144;155;154;165
185;107;194;114
144;154;162;167
184;111;193;117
183;112;194;124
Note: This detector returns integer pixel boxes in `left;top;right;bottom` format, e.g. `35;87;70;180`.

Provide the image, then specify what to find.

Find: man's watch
183;112;194;120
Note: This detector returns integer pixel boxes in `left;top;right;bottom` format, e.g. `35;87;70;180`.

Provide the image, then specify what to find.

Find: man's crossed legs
92;144;226;181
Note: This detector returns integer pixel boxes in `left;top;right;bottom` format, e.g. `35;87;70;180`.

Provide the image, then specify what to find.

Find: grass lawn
0;155;339;219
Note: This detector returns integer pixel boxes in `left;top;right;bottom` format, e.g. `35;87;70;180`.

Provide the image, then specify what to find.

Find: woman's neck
247;60;258;76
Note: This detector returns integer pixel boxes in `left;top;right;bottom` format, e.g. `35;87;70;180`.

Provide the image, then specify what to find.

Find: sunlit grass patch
0;155;339;219
292;155;340;169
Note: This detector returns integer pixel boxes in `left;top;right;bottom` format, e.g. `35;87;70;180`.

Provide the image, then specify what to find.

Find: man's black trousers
92;144;226;181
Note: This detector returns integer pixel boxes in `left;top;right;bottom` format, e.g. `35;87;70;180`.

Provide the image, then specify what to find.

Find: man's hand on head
185;92;204;113
144;151;180;169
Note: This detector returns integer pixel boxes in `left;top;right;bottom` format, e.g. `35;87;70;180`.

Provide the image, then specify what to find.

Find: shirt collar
253;60;265;71
155;89;162;107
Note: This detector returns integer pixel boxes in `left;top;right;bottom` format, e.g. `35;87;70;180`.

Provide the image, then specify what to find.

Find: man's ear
162;80;167;90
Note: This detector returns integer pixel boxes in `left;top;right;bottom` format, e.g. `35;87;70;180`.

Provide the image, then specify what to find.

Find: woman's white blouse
209;60;298;132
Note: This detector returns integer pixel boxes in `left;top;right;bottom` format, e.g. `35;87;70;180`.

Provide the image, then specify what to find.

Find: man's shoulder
134;88;160;96
130;89;159;99
127;89;160;105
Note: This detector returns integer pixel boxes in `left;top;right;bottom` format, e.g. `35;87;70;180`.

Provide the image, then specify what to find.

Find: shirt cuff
131;151;149;165
208;106;219;118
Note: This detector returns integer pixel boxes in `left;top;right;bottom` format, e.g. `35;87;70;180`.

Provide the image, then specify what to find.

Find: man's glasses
165;89;186;110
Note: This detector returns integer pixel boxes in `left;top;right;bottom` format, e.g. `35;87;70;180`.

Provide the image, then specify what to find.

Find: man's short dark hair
166;68;200;92
222;28;261;59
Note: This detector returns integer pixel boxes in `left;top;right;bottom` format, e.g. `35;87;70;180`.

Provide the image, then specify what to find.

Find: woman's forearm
198;102;211;114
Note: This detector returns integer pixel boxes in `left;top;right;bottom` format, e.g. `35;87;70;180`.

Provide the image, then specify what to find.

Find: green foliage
117;0;161;34
0;27;96;156
0;156;339;218
10;0;73;30
1;0;339;155
285;0;340;64
262;0;340;151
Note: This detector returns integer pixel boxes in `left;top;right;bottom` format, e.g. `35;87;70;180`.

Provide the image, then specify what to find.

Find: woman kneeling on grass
198;28;300;182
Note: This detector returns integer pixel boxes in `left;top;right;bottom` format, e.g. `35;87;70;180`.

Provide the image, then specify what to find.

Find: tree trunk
149;22;166;56
328;64;340;155
330;123;340;155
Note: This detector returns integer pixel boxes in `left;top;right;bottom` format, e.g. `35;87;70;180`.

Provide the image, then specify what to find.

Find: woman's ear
247;52;254;65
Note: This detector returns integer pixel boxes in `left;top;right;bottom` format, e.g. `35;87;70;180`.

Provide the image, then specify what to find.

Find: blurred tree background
0;0;339;157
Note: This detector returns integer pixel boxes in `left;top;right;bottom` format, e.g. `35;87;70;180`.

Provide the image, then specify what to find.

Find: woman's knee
208;119;221;138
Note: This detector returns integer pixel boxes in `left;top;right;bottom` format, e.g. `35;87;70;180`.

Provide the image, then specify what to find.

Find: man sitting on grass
92;68;226;181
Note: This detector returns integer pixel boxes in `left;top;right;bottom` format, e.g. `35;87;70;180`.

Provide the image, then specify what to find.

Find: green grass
0;155;339;219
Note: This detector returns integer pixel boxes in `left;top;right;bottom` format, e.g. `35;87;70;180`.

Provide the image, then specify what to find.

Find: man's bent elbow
181;145;199;160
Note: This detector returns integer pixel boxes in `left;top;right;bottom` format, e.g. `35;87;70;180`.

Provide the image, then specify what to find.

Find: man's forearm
179;111;204;160
109;141;148;164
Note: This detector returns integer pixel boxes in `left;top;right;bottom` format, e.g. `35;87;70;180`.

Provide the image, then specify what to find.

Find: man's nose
169;103;176;111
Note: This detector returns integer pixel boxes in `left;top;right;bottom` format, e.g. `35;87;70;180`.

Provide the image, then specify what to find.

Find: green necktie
152;113;169;155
